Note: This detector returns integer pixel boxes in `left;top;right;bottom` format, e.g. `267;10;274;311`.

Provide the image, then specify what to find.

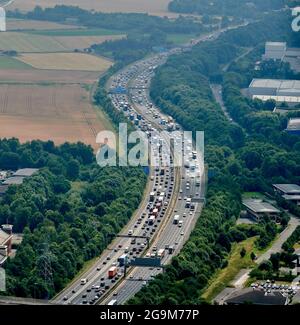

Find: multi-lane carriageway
53;25;250;306
54;50;205;305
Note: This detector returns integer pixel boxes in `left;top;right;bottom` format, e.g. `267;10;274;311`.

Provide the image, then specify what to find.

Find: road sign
130;258;161;267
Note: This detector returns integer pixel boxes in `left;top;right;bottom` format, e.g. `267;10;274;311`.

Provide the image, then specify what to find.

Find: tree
66;159;80;180
240;247;246;258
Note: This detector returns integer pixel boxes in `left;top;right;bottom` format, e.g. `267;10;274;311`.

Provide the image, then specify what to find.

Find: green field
201;237;257;302
243;192;266;200
0;56;33;69
26;28;124;37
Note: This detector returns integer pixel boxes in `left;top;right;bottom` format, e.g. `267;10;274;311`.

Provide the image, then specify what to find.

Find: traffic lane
76;165;175;304
59;165;164;303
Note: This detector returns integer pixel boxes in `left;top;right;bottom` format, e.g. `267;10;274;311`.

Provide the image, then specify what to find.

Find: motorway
53;23;248;306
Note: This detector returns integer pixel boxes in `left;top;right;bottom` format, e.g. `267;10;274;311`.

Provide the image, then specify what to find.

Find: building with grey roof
286;118;300;135
242;199;281;222
273;184;300;205
224;288;288;305
263;42;300;73
13;168;39;177
273;184;300;195
2;176;25;185
248;79;300;106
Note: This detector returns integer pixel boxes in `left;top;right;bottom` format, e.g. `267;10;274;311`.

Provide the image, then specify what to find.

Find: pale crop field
7;18;82;31
17;52;113;71
0;31;124;52
0;32;68;52
9;0;173;16
0;83;108;148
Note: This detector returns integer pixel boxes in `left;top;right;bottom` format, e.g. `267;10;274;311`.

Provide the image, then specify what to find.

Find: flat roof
2;176;25;185
0;229;11;245
287;118;300;131
253;95;300;103
243;199;280;214
266;42;286;47
225;288;287;305
282;195;300;201
13;168;39;177
249;78;300;90
273;184;300;194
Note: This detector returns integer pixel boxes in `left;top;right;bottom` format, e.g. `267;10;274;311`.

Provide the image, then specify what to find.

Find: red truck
108;266;117;279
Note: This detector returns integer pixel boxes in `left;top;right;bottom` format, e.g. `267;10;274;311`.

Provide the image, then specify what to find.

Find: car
72;289;76;294
113;292;118;296
97;267;101;271
181;232;184;236
63;296;68;301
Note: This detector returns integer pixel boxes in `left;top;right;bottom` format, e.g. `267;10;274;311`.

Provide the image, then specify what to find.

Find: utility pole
37;242;55;300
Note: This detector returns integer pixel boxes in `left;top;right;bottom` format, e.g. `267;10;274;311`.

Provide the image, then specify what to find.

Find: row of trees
1;139;146;298
129;11;300;304
169;0;289;18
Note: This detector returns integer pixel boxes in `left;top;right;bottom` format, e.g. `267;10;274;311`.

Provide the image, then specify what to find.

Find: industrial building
242;199;281;222
224;288;288;305
248;79;300;105
263;42;287;60
263;42;300;73
0;7;6;32
286;118;300;135
273;184;300;205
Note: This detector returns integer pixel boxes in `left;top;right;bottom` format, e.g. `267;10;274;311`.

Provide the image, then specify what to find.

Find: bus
108;299;118;306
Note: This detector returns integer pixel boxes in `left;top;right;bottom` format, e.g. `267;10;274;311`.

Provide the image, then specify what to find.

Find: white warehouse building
248;79;300;105
0;7;6;32
263;42;287;60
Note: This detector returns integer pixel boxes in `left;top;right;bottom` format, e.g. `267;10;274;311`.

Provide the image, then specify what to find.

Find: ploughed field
0;83;106;148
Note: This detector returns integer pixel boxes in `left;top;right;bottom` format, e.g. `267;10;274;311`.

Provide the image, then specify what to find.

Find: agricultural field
0;84;109;148
9;0;174;17
7;18;82;31
18;53;113;71
0;55;32;69
0;69;101;84
0;31;124;52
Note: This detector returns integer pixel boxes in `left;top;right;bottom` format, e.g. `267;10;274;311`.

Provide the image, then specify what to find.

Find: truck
118;254;128;267
108;267;118;279
173;215;180;225
185;198;192;208
150;192;155;202
157;249;165;259
80;278;88;285
148;215;156;225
